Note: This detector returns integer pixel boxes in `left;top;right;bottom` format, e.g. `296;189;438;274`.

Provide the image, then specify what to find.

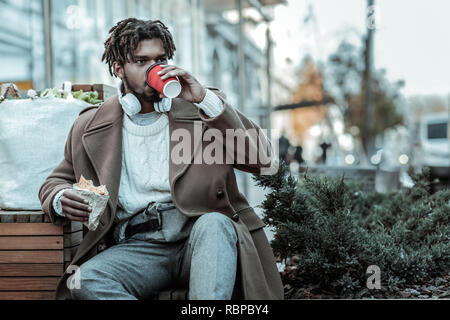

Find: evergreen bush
254;163;450;297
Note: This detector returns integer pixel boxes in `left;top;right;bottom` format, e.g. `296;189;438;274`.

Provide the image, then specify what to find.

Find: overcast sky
261;0;450;97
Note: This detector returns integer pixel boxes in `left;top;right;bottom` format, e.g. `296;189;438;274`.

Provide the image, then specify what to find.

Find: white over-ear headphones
117;82;142;116
154;96;172;113
117;81;172;115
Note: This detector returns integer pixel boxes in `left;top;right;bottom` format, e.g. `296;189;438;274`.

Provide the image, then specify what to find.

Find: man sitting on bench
39;18;283;300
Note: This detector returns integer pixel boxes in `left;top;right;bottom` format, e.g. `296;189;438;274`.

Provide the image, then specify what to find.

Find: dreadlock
102;18;176;77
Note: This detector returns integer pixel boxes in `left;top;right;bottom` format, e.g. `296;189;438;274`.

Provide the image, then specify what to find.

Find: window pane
428;122;448;139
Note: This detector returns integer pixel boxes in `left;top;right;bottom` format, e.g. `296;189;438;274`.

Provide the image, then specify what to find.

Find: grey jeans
70;212;238;300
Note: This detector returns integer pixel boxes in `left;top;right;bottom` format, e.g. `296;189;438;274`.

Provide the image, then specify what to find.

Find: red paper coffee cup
146;63;182;98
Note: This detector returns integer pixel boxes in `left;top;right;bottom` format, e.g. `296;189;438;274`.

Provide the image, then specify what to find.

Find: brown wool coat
38;89;284;300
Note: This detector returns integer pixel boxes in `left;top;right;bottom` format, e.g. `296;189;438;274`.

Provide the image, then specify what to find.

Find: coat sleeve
38;123;77;225
197;88;278;175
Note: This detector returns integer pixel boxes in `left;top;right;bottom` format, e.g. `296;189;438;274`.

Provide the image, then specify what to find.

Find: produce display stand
70;84;116;101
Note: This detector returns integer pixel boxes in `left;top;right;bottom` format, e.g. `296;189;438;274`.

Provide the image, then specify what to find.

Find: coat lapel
168;98;207;192
81;96;123;225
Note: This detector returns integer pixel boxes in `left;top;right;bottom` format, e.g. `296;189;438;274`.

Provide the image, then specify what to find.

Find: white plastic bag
0;97;90;210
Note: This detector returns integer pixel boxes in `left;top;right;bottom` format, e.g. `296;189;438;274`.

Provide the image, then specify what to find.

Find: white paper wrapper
72;184;109;231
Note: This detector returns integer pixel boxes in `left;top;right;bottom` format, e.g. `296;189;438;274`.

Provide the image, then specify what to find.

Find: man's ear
112;61;124;79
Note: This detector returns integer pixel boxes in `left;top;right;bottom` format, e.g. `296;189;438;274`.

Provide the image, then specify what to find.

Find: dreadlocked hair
102;18;176;77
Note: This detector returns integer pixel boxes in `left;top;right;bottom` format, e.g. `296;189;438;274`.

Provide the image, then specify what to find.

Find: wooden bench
0;210;189;300
0;210;83;300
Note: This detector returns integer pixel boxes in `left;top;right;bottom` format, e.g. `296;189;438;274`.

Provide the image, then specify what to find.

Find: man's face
119;38;168;104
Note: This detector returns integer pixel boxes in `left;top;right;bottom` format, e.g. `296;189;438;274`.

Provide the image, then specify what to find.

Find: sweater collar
123;112;168;136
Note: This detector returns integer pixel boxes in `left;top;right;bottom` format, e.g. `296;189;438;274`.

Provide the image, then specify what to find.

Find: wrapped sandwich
73;175;109;231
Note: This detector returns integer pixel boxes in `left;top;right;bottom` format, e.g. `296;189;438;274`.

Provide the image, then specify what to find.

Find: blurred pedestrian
293;145;304;165
319;141;331;164
279;132;291;165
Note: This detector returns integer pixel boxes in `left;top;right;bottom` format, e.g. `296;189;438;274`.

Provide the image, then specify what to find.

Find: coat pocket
174;115;202;123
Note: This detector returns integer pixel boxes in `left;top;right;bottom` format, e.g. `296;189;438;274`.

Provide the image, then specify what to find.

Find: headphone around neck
117;81;172;115
117;83;142;116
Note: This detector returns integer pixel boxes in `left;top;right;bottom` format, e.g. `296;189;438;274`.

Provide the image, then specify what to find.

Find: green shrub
254;163;450;297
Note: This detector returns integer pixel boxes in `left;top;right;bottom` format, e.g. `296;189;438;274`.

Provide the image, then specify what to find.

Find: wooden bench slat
0;251;63;263
0;263;63;276
64;230;83;248
0;291;55;300
30;215;44;223
0;210;43;215
63;221;83;233
0;211;44;223
15;215;30;223
0;236;63;250
156;288;189;300
0;223;63;236
0;215;15;223
64;247;79;263
0;277;59;291
72;84;93;92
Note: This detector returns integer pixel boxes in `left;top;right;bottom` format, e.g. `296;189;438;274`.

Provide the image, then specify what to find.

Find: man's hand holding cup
147;63;207;103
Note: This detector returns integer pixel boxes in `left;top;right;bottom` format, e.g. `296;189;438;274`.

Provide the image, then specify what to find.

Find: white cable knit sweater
119;111;171;213
112;111;171;242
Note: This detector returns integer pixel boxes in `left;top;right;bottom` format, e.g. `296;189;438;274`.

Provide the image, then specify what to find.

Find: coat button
216;189;224;199
97;244;108;252
232;213;239;222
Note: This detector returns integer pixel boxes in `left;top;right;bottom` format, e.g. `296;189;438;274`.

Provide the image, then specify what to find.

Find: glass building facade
0;0;268;126
0;0;204;91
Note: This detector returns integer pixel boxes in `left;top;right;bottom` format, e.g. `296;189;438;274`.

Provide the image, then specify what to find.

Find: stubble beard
123;71;162;104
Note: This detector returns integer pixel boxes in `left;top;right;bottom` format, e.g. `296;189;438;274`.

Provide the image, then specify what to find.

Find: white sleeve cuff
194;89;223;118
52;188;70;217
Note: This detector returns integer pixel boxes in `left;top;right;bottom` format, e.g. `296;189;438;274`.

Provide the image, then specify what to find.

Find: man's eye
157;58;167;63
136;60;145;64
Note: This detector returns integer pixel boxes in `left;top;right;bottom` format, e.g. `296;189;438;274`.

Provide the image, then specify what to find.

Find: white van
419;112;450;178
